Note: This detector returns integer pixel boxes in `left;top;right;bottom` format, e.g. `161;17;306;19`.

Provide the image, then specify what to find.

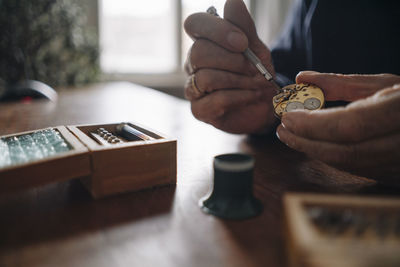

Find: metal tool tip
207;6;219;16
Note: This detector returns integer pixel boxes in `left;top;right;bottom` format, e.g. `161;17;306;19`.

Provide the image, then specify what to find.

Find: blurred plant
0;0;99;88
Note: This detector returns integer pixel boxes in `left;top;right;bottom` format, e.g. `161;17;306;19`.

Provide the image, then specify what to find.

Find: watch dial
304;97;321;110
286;101;304;112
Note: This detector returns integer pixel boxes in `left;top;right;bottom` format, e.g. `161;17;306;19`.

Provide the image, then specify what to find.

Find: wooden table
0;82;398;267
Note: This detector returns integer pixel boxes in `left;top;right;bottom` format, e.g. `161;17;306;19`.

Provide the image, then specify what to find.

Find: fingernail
297;70;318;76
275;128;281;140
296;70;318;82
276;125;290;146
227;31;247;51
281;114;294;131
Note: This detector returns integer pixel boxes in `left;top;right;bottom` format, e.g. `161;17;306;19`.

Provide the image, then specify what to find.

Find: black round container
199;153;262;220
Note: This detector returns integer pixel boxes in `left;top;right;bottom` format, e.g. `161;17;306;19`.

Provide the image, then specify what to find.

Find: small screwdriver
206;6;281;92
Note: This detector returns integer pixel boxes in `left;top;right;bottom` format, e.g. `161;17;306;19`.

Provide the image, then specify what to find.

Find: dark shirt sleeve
270;0;400;86
271;0;315;86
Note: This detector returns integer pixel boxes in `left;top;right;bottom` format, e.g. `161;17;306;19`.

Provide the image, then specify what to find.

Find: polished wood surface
0;82;398;267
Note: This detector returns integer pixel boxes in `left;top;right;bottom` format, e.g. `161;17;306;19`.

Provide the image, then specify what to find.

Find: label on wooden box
0;122;177;198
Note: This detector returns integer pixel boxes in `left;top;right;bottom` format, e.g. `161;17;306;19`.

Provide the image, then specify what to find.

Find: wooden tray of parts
284;193;400;267
0;122;176;198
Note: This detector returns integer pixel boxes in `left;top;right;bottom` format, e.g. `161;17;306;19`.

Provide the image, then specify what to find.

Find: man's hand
296;71;400;101
183;0;278;134
277;72;400;185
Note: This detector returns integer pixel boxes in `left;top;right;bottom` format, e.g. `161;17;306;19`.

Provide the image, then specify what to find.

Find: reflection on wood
0;82;397;267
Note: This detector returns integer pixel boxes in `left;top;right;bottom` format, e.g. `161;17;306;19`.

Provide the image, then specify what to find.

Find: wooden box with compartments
284;193;400;267
0;122;177;198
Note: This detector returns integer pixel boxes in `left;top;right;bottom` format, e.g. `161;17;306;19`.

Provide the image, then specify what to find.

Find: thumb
296;71;400;102
224;0;273;73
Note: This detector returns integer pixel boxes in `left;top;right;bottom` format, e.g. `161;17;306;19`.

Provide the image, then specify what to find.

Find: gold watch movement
272;83;325;118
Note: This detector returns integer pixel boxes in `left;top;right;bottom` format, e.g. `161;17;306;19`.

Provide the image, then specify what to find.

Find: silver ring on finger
191;74;203;98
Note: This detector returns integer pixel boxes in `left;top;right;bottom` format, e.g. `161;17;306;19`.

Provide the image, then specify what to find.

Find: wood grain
0;82;398;267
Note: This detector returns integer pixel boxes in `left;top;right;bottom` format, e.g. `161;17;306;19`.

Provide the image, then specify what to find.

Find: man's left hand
276;73;400;185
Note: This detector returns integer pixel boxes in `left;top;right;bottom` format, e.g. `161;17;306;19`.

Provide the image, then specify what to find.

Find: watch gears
272;83;325;118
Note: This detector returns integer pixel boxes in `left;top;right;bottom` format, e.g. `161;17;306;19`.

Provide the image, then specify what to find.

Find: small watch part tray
284;193;400;267
0;122;177;198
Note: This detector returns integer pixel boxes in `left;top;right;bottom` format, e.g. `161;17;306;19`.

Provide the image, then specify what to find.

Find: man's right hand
183;0;278;134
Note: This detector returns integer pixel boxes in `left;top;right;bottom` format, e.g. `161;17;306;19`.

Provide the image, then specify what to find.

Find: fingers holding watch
279;84;400;143
276;84;400;184
296;71;400;102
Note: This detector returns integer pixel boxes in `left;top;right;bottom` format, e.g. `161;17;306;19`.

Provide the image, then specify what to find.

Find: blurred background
0;0;293;100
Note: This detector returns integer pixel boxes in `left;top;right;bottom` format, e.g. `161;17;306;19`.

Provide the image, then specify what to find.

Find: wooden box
284;193;400;267
0;122;176;198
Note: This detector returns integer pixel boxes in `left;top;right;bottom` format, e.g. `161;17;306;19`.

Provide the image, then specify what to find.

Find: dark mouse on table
0;80;57;102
